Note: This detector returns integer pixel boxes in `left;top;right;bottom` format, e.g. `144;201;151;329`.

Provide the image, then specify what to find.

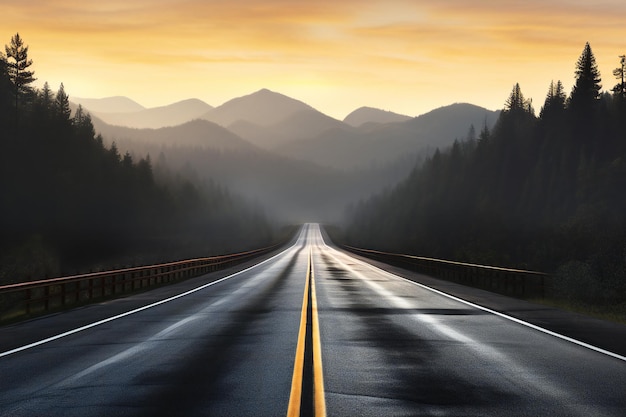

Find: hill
91;117;255;151
202;88;313;127
275;103;500;170
75;98;214;129
229;108;350;149
343;106;412;127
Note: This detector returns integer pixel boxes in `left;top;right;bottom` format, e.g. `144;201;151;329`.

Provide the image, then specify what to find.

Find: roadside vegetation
343;43;626;308
0;33;275;284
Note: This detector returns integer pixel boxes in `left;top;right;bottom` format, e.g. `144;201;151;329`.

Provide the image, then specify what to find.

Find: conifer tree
38;82;54;111
0;51;13;127
54;83;71;120
4;33;36;114
540;80;567;119
569;42;602;112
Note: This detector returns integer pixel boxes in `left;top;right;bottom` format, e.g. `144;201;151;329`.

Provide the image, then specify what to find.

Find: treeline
0;34;274;283
343;43;626;304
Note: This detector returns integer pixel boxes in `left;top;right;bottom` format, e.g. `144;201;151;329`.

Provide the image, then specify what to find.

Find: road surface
1;224;625;416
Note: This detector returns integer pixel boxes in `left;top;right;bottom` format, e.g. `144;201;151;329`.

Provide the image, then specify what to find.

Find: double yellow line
287;249;326;417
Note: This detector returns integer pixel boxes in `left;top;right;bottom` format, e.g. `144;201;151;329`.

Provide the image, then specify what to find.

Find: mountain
91;117;255;152
75;98;214;129
202;88;314;127
229;108;351;149
72;96;145;113
343;106;412;127
275;103;500;170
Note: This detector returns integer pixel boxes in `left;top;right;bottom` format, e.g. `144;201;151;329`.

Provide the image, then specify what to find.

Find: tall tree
0;51;13;128
4;33;36;116
504;83;528;113
569;42;602;111
54;83;71;120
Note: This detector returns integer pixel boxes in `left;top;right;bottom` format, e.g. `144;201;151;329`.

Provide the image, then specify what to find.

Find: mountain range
73;89;499;221
74;89;498;170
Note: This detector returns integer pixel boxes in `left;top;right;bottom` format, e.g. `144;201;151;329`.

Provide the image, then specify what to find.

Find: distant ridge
202;88;314;127
72;96;146;113
344;106;412;127
80;98;214;129
91;117;254;151
276;102;500;170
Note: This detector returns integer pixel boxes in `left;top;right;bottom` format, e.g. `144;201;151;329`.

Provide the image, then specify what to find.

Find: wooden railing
0;243;285;323
342;245;549;299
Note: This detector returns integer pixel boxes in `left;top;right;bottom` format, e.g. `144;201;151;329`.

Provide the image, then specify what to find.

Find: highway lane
309;226;626;416
0;226;313;416
1;223;625;416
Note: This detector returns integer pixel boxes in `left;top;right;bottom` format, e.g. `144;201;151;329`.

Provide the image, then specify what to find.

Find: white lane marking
320;239;626;363
0;234;305;359
320;245;602;416
59;249;308;385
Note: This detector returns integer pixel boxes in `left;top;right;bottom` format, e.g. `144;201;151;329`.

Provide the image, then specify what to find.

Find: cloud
2;0;625;117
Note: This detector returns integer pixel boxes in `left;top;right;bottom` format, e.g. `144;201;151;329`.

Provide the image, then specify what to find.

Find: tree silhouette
54;83;71;120
540;80;567;120
4;33;35;119
613;55;626;98
0;50;13;128
569;42;602;111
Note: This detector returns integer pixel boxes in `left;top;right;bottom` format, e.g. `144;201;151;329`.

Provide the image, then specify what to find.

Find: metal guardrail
0;243;285;322
342;245;549;299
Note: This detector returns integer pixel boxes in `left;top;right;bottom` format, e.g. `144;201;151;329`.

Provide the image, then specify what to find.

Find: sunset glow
3;0;626;118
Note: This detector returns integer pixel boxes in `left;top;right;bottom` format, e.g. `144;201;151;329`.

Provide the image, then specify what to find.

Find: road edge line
0;242;298;359
324;241;626;363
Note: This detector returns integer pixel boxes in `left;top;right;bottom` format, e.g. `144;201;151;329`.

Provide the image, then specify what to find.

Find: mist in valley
87;88;499;224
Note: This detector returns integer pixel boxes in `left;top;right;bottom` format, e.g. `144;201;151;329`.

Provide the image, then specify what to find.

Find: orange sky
3;0;626;118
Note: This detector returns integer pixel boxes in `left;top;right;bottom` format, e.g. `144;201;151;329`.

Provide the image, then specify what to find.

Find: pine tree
0;51;13;128
569;42;602;112
54;83;71;120
504;83;526;113
540;80;567;120
4;33;36;115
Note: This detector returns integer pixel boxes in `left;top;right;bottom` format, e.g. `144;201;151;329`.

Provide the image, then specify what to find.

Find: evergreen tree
504;83;528;113
39;81;54;109
4;33;36;115
0;51;13;128
54;83;71;120
569;42;602;112
540;80;567;120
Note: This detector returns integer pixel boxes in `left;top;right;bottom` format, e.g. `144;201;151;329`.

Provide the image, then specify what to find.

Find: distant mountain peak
344;106;412;127
202;88;315;127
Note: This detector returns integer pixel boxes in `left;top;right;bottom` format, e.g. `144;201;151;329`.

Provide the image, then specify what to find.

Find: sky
3;0;626;119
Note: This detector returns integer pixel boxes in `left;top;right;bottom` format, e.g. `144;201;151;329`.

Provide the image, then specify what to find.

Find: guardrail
0;242;285;323
342;245;549;299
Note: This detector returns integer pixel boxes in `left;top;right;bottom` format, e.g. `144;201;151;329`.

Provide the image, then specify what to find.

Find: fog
86;89;499;224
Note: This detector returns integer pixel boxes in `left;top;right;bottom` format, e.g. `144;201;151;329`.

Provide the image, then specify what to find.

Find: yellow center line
286;253;310;417
286;248;326;417
310;251;327;417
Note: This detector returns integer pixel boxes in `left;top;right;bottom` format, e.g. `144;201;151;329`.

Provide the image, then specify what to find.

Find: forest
0;34;275;284
343;43;626;305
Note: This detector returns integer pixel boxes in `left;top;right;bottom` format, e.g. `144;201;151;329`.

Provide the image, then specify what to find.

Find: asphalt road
1;224;625;416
